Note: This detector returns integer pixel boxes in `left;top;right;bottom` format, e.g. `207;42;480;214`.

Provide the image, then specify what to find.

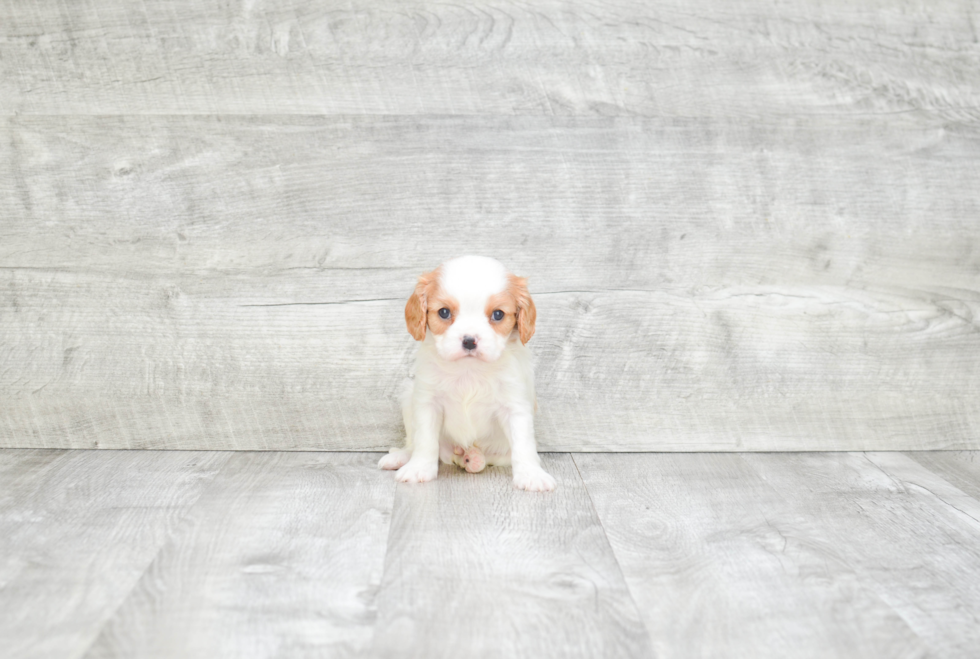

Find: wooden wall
2;0;979;451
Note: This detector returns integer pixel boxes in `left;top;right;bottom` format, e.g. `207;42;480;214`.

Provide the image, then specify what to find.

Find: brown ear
510;275;536;344
405;271;435;341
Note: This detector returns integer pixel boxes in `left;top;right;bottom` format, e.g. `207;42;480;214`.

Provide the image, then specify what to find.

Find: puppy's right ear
405;271;434;341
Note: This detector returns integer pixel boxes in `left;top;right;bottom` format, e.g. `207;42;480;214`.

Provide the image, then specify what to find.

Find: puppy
378;255;556;492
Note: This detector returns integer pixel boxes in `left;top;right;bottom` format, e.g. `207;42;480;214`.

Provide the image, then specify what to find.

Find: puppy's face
405;256;536;362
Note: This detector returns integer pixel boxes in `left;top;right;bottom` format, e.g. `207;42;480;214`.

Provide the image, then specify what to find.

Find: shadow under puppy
379;255;556;491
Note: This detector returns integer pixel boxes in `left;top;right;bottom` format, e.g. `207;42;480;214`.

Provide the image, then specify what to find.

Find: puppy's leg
441;439;461;465
506;412;556;492
483;423;512;467
379;378;415;470
395;402;441;483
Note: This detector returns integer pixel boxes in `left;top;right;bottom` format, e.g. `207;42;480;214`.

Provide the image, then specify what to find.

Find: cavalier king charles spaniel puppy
378;255;556;492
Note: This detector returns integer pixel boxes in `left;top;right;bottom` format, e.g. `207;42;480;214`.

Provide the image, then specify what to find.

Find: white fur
428;256;511;364
378;255;556;492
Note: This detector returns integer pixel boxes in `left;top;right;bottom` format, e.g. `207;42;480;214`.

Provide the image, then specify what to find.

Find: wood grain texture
82;452;395;659
905;451;980;502
573;452;930;658
2;113;979;450
866;451;980;535
0;449;230;659
2;450;980;657
4;114;979;282
2;0;979;117
748;452;980;658
370;454;652;658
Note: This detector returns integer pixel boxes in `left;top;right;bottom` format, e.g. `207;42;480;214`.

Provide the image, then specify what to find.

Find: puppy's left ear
509;275;536;344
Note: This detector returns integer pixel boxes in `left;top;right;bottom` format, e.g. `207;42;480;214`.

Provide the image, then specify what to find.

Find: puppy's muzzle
462;336;478;351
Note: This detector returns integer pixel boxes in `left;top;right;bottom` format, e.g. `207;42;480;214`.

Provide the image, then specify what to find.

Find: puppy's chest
438;373;502;443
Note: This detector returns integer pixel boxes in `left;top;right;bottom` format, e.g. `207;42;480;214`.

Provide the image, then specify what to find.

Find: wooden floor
2;449;979;658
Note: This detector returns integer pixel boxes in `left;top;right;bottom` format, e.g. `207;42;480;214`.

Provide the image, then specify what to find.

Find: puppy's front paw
378;449;411;471
513;465;556;492
395;459;439;484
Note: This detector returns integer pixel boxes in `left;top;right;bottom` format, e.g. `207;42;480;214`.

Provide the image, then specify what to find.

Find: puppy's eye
438;308;451;319
492;310;504;321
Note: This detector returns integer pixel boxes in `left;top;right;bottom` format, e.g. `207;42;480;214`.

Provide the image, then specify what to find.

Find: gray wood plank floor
0;450;231;658
3;449;980;658
84;453;392;659
370;455;651;659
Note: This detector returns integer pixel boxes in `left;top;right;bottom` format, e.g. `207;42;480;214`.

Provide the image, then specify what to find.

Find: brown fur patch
425;279;458;336
405;267;454;340
405;270;432;340
508;274;536;344
485;291;518;338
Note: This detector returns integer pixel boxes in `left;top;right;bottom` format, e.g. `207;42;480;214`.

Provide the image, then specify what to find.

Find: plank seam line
905;482;980;527
868;454;980;528
364;470;402;653
235;289;664;307
5;108;980;118
568;453;656;644
238;298;399;307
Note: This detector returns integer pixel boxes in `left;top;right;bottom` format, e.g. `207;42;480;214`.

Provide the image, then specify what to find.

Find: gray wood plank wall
2;1;978;451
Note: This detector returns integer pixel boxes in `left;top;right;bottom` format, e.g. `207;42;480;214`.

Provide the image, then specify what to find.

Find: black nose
462;336;477;351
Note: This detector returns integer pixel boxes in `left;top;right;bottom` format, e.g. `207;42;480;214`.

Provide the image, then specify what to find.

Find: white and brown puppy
379;255;556;492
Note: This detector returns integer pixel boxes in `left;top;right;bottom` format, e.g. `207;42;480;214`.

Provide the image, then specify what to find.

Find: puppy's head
405;255;536;362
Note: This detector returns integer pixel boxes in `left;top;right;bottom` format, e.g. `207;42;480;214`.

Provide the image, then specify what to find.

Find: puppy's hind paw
453;446;487;473
395;459;439;483
513;465;556;492
378;449;411;471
